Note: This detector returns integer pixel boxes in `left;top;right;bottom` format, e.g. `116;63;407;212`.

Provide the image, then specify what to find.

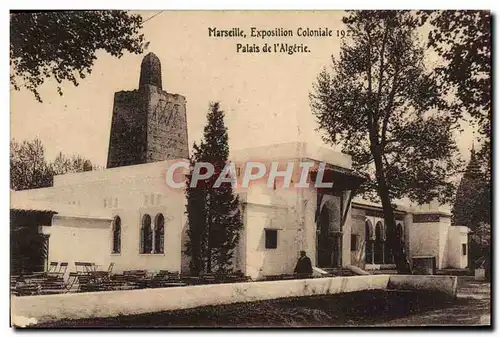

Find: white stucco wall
46;216;113;277
18;144;449;278
409;222;441;266
12;274;458;326
446;226;469;269
243;203;298;279
408;211;467;270
235;158;321;279
19;160;187;275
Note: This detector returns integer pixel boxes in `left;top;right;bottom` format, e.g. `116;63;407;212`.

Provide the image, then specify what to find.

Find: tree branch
365;28;379;150
376;20;390;113
381;64;400;147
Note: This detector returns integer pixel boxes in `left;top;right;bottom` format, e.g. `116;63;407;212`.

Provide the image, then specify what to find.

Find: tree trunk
206;246;212;274
372;144;412;274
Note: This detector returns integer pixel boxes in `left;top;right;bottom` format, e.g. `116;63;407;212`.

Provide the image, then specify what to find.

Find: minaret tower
107;52;189;168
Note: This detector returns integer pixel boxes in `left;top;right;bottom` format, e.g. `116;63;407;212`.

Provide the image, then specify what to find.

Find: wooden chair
48;262;68;279
47;262;58;273
67;262;92;291
57;262;69;275
10;275;20;296
107;273;135;290
149;270;184;288
91;263;114;283
75;262;94;274
14;281;41;296
38;277;68;295
76;274;92;292
122;270;148;288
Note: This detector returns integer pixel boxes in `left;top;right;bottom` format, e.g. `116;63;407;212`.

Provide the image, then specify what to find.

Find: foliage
452;153;490;229
424;10;491;139
453;179;491;229
52;151;95;175
424;10;492;228
471;222;491;249
10;138;99;273
10;137;97;190
470;222;491;273
185;144;208;276
185;102;243;275
10;138;53;190
10;11;144;102
310;10;462;273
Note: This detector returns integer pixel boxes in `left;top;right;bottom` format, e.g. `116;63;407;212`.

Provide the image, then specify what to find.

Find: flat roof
230;142;352;169
10;191;112;219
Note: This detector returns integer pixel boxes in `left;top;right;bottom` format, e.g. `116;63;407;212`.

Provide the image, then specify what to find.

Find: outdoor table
90;270;110;283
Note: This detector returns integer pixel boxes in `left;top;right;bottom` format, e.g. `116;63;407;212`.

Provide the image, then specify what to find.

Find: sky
10;11;478;168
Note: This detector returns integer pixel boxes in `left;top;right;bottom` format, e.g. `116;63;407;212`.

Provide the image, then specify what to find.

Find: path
374;276;491;326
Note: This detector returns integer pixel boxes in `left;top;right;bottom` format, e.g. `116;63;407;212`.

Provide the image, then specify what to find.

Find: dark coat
294;256;313;274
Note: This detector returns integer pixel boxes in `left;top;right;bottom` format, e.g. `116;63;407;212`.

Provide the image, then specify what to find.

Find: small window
112;216;121;254
265;229;278;249
154;213;165;254
462;243;467;256
351;234;358;251
140;214;153;254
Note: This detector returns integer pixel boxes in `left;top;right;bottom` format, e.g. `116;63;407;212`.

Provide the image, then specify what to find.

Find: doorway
317;205;342;268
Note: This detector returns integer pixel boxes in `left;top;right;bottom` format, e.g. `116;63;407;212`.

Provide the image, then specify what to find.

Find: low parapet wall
11;274;457;327
387;275;458;297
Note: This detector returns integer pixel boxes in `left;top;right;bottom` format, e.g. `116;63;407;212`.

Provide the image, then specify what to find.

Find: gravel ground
373;276;491;327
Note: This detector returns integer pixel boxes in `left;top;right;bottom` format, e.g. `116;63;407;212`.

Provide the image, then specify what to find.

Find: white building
11;141;469;280
10;54;469;280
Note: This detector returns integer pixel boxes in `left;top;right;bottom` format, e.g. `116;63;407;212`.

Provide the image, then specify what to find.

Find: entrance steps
371;269;399;275
315;265;399;276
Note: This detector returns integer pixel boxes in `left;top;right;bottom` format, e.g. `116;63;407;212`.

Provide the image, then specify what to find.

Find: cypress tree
185;143;208;276
185;102;243;276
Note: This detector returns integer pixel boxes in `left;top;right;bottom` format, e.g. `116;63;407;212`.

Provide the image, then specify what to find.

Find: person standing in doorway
294;250;313;278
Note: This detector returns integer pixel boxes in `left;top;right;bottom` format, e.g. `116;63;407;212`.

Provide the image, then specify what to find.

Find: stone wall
144;86;189;162
107;91;147;168
107;86;188;169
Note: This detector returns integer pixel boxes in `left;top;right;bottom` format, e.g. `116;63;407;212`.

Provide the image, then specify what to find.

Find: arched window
112;216;121;254
154;213;165;254
140;214;153;254
365;219;375;264
396;222;404;242
374;221;385;264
